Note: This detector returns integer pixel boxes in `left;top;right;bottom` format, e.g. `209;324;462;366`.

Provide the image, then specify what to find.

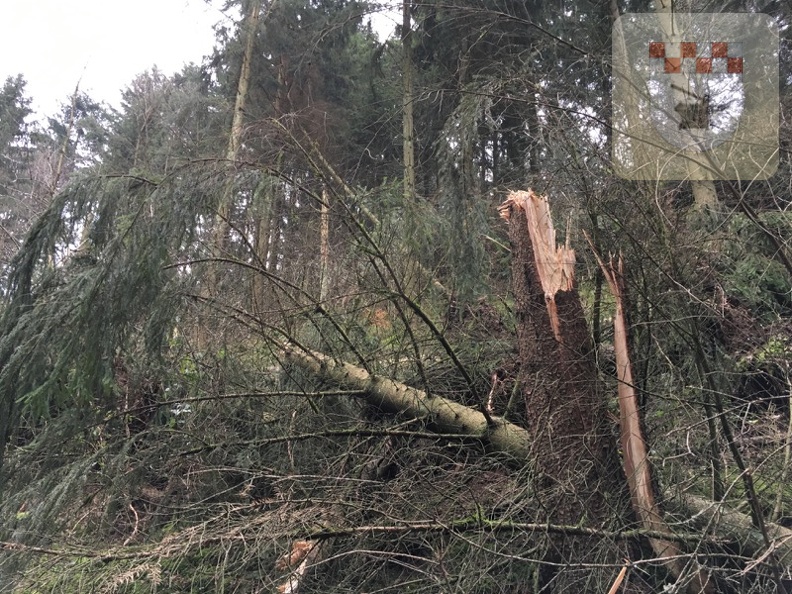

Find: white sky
0;0;230;118
0;1;397;121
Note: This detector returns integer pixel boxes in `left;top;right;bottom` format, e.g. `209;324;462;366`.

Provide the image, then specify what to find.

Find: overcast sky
0;0;230;119
0;1;397;121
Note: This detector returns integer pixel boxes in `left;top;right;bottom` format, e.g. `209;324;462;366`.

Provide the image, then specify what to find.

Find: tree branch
281;344;532;461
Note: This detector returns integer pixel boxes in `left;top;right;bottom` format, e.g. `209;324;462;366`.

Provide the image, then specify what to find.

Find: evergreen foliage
0;1;791;592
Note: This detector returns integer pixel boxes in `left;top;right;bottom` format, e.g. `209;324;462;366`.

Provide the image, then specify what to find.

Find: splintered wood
587;245;714;594
595;254;679;550
275;539;321;594
499;190;575;342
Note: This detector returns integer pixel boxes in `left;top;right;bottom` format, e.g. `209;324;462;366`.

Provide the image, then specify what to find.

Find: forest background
1;0;792;592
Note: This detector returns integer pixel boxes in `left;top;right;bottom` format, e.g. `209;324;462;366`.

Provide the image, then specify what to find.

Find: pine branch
304;519;728;546
178;428;477;457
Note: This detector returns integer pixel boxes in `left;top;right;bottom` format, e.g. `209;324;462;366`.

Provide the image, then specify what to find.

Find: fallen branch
607;562;630;594
281;345;532;461
673;493;792;566
304;518;727;545
178;428;475;457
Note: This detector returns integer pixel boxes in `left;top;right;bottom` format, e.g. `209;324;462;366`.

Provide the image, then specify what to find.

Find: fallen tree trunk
281;344;533;461
281;335;792;588
672;493;792;566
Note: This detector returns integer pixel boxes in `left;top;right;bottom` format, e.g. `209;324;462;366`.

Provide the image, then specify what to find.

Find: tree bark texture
673;493;792;567
281;345;533;461
499;190;615;526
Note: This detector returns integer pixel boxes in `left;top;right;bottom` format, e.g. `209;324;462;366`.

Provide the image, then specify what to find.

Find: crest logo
612;14;778;180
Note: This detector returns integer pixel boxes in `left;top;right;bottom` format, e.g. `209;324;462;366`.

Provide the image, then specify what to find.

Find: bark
497;190;628;592
498;190;614;525
202;0;262;347
50;86;79;197
252;177;273;312
319;186;330;302
281;345;533;461
215;0;262;247
227;1;260;163
266;189;283;273
672;493;792;566
280;190;784;590
280;338;792;589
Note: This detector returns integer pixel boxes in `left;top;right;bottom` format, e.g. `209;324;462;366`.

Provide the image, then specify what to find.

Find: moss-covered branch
281;344;532;461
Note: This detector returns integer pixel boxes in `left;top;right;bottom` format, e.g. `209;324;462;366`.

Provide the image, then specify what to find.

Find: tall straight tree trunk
51;85;79;197
402;0;415;202
252;176;273;313
214;0;262;251
266;189;283;273
319;186;330;302
201;0;262;347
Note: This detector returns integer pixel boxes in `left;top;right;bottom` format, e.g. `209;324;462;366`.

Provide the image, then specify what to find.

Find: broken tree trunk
498;190;615;524
499;190;622;590
277;190;761;590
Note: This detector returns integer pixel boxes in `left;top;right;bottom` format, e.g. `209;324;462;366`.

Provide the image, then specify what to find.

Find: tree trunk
590;250;714;593
198;1;261;348
319;186;330;302
672;493;792;566
281;191;740;591
402;0;415;203
50;85;79;198
281;344;533;459
499;190;615;525
498;190;626;590
214;0;261;249
252;176;274;313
